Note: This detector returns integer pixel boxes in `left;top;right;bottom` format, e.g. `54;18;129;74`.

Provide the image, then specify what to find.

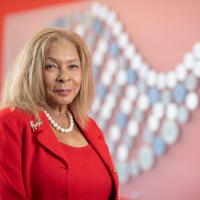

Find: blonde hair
0;27;95;127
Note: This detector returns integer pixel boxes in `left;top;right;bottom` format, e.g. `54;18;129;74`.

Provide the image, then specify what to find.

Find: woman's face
43;39;82;108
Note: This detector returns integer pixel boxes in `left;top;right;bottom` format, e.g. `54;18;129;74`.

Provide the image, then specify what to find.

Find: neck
45;104;69;117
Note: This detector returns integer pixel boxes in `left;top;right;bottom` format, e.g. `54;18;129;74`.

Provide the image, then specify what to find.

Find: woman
0;27;119;200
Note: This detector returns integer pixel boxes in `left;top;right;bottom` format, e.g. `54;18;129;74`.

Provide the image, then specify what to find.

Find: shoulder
0;107;28;119
86;117;100;129
0;108;30;143
0;107;28;127
86;117;104;138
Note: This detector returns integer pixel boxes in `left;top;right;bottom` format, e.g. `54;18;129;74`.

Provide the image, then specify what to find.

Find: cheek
43;72;55;90
74;71;82;88
72;74;82;96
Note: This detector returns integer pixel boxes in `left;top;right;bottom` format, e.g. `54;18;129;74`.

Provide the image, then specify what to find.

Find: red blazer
0;108;119;200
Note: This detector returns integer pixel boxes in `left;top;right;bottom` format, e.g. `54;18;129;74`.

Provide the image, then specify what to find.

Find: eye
69;64;80;70
44;64;57;70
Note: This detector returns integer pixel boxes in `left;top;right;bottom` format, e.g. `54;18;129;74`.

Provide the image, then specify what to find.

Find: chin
46;93;76;107
56;97;75;106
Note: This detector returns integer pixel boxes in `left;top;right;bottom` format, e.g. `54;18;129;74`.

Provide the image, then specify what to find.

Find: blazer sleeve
0;109;28;200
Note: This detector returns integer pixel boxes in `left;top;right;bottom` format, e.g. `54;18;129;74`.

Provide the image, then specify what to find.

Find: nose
56;70;71;83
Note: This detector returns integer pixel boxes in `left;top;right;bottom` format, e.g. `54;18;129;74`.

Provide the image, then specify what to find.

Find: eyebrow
45;57;80;64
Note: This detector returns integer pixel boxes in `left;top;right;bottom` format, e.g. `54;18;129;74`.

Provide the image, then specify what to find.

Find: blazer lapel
28;112;69;167
81;125;113;170
79;119;118;196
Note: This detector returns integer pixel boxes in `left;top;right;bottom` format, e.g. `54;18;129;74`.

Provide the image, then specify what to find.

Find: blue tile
127;68;137;84
116;112;127;128
109;42;119;57
93;19;103;33
123;135;134;149
153;137;166;156
53;17;67;27
92;64;99;81
97;83;106;99
173;84;187;103
148;88;161;104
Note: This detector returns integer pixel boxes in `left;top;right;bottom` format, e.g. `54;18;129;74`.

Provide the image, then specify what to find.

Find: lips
54;89;72;96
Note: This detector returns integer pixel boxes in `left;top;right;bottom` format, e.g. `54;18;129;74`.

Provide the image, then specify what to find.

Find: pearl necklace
44;110;74;133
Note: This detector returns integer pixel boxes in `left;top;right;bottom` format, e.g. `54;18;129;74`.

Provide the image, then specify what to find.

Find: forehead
46;39;79;60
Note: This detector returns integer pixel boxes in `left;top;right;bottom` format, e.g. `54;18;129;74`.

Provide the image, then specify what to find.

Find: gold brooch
30;119;43;131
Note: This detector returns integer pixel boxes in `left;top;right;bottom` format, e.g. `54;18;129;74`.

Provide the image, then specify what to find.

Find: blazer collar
29;111;69;166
